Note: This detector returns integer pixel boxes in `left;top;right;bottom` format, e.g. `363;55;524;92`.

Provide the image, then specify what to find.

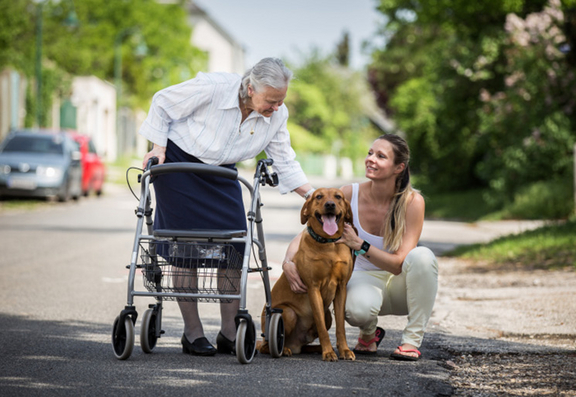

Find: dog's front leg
308;287;338;361
334;284;355;360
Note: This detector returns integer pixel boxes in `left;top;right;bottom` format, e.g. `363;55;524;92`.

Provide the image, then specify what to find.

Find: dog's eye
334;194;342;200
315;194;323;199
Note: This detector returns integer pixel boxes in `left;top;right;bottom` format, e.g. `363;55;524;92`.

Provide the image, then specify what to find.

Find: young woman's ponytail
378;135;419;252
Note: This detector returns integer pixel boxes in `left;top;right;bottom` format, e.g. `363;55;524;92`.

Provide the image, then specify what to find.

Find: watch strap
354;240;371;256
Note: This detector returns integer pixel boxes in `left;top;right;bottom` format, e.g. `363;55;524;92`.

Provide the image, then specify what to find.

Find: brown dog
259;188;356;361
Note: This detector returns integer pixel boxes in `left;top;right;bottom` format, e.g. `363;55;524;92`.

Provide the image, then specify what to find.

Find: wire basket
139;240;243;302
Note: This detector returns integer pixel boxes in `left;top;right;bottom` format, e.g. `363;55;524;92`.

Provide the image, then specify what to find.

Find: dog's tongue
322;215;338;236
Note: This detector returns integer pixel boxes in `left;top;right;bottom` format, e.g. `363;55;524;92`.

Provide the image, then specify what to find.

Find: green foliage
286;121;326;153
422;188;494;221
479;112;575;206
42;0;206;108
378;0;547;35
421;174;574;222
474;3;576;204
500;177;574;219
24;62;72;127
370;0;576;213
447;220;576;270
0;0;206;126
0;0;35;74
285;53;383;171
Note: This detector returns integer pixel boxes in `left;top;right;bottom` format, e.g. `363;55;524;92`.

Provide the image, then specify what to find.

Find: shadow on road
3;312;573;397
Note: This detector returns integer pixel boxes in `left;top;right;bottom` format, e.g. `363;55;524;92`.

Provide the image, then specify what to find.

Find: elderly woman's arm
293;184;314;198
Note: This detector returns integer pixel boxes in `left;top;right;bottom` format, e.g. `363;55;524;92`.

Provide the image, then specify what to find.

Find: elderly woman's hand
282;259;307;294
142;144;166;169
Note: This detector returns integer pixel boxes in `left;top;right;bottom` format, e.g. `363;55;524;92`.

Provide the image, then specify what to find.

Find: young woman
282;134;438;361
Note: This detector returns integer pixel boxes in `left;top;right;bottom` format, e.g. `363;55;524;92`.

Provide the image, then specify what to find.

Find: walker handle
149;162;238;180
146;156;159;171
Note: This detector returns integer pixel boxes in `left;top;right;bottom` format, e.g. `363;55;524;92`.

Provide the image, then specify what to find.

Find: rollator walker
111;158;285;364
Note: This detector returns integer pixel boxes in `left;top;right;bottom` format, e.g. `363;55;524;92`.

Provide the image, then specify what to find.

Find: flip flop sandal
390;345;422;361
353;327;385;355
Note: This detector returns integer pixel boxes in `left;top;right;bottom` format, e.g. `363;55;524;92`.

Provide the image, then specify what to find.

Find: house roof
186;1;244;50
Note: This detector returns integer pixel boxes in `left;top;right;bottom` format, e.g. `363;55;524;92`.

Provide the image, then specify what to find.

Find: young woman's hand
339;223;363;251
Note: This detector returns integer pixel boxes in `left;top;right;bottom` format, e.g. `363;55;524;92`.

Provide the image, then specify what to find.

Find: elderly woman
140;58;314;356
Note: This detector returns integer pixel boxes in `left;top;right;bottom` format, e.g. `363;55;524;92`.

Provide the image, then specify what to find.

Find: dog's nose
325;201;336;211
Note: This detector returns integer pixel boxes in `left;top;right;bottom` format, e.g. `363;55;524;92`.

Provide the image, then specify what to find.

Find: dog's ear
300;196;312;224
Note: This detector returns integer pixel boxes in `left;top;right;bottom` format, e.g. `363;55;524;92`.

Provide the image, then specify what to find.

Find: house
185;1;246;74
69;76;117;162
0;69;27;142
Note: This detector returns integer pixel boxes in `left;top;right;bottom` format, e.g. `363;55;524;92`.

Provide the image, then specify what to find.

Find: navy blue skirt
152;140;247;261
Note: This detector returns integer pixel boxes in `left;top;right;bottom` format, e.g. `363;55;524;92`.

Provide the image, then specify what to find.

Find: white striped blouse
138;72;308;194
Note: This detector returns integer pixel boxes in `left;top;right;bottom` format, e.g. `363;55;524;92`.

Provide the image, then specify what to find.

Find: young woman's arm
339;193;425;275
281;230;307;293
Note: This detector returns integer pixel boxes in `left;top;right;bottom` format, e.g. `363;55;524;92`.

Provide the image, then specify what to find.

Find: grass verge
423;189;491;222
445;220;576;270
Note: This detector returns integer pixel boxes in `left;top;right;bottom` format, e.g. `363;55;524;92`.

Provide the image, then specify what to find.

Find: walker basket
139;240;242;302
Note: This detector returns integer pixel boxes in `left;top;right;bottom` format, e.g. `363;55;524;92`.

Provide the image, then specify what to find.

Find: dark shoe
181;334;216;356
216;331;236;355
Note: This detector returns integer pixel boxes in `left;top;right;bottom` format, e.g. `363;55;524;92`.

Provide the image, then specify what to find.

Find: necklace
239;115;258;135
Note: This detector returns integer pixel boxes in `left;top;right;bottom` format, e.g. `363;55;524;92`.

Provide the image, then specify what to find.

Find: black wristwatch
354;240;371;256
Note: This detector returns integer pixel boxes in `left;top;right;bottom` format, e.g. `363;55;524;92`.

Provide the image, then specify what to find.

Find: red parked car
69;133;105;196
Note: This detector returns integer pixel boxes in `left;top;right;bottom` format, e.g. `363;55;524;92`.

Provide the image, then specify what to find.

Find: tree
42;0;206;108
475;1;576;206
0;0;206;126
285;52;382;165
335;31;350;67
368;0;575;206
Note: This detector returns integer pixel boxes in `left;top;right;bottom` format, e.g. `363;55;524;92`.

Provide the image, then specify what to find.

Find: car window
88;140;97;154
70;139;80;152
1;136;64;155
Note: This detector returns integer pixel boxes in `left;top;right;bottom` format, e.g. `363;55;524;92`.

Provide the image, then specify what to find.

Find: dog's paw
283;347;293;357
340;349;356;361
258;342;270;355
322;351;339;362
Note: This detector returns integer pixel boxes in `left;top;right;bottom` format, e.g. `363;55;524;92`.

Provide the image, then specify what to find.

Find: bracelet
304;188;316;199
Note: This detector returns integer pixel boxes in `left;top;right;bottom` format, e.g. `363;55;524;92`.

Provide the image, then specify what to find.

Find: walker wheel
140;308;158;353
268;312;285;358
112;315;134;360
235;319;256;364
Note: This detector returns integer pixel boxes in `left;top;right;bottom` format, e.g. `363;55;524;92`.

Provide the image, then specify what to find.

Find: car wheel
57;179;71;202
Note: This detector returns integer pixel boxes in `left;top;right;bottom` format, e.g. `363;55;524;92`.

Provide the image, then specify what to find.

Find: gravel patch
431;257;576;396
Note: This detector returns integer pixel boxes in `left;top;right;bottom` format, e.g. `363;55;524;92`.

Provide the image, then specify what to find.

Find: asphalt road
0;173;555;397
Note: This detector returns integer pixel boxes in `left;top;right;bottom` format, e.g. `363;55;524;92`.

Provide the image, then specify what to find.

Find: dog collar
307;226;341;244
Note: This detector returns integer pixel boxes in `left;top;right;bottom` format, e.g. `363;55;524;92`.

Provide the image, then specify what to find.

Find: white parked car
0;130;83;202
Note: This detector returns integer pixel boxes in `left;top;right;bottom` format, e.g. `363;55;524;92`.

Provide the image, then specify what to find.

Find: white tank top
351;183;389;272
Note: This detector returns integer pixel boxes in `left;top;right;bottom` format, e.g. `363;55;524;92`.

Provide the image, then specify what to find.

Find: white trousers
345;246;438;348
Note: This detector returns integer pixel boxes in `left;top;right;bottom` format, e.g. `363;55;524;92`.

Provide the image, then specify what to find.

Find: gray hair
239;58;293;100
